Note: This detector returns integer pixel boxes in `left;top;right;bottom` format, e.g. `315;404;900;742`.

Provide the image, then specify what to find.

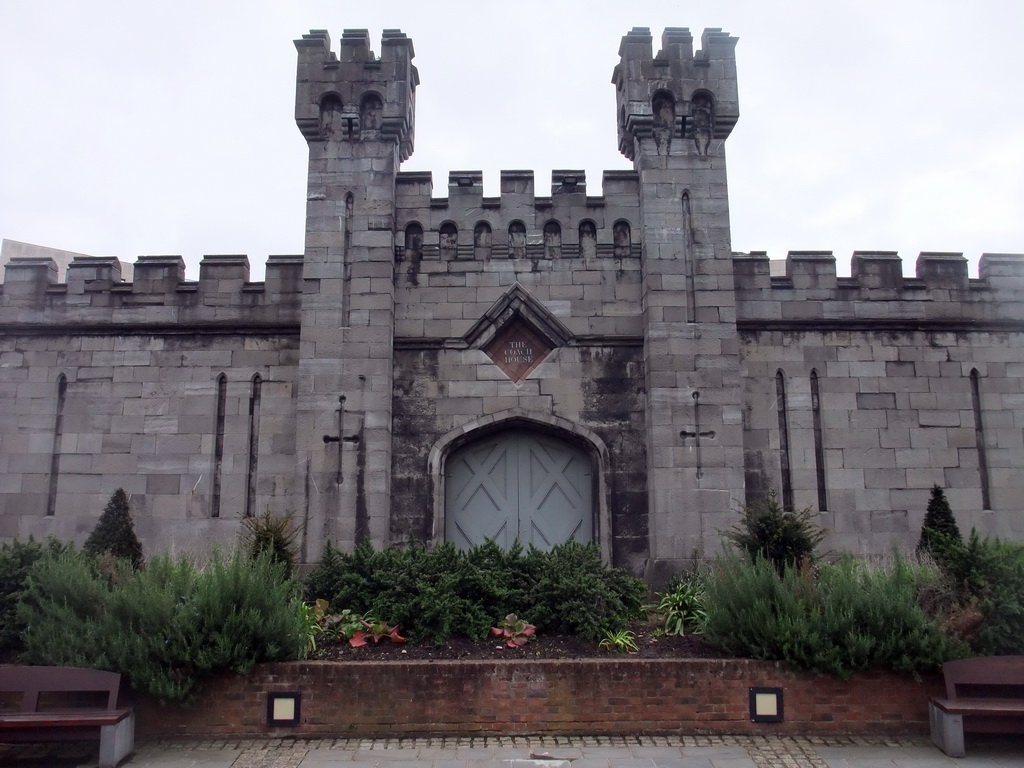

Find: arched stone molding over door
429;410;611;560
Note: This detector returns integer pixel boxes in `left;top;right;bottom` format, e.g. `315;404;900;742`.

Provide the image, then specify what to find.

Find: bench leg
930;702;965;758
98;711;135;768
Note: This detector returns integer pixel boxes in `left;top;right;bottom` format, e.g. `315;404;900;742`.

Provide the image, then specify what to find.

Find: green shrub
702;552;964;679
303;540;645;646
522;541;646;641
917;485;962;560
305;540;525;646
724;491;825;574
0;537;71;652
18;548;119;669
936;530;1024;656
19;549;305;704
83;489;143;569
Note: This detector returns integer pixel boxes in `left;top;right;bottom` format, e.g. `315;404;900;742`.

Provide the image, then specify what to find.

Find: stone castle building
1;27;1022;579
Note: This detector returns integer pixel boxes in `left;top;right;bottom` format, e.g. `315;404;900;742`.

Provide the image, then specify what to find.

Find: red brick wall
135;659;943;739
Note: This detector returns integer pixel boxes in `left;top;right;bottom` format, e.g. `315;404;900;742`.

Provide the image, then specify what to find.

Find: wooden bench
0;665;134;768
929;656;1024;757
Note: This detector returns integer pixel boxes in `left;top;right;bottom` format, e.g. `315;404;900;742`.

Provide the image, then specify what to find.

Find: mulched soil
308;622;725;662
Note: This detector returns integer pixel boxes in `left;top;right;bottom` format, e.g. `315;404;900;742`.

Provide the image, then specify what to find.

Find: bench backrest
0;665;122;712
943;656;1024;700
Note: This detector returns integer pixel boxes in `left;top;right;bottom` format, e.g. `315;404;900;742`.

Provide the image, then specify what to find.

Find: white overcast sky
2;0;1022;281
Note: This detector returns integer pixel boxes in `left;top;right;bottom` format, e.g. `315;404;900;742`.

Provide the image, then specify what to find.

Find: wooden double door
445;430;593;551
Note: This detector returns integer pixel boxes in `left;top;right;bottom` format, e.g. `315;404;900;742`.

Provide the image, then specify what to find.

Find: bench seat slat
0;708;132;728
931;697;1024;716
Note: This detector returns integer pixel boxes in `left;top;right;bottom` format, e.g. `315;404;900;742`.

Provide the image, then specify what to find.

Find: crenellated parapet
393;169;642;262
0;254;304;330
612;27;739;160
294;28;418;161
733;251;1024;327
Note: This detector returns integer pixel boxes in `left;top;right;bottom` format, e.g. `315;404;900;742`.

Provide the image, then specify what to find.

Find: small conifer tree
83;488;144;569
725;490;825;575
917;485;962;559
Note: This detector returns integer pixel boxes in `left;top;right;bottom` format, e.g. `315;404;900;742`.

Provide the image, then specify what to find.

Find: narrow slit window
245;375;263;518
212;374;227;518
970;369;991;510
46;375;67;516
776;371;794;511
682;192;696;323
810;370;827;512
342;193;353;325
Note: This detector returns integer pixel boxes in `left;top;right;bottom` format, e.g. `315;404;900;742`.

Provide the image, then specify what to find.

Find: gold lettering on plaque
484;320;553;382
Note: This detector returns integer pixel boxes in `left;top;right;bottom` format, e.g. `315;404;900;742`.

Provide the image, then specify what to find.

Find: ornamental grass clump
655;571;707;636
239;509;299;576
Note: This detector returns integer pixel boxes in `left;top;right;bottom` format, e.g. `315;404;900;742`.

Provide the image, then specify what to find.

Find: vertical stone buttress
612;28;743;579
294;30;417;559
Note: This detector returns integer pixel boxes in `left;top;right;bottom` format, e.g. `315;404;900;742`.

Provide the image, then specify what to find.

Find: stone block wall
736;251;1024;553
0;255;302;553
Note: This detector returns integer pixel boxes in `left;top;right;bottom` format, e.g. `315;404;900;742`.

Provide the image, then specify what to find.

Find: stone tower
612;28;744;577
293;29;418;558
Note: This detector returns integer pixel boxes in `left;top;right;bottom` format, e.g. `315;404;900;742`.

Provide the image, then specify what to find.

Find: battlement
393;170;643;261
396;169;638;204
612;27;739;160
0;254;303;330
733;251;1024;327
294;28;417;160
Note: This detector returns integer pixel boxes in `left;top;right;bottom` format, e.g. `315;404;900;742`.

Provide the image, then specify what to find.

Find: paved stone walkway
5;733;1024;768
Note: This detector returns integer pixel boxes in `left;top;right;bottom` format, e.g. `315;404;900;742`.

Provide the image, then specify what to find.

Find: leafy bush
303;539;645;646
0;537;71;652
917;485;962;560
19;549;305;704
523;542;646;641
83;489;143;569
934;530;1024;656
239;510;298;576
701;552;964;679
724;491;825;574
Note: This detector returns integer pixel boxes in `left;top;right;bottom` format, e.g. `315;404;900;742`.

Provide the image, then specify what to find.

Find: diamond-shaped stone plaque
484;319;553;382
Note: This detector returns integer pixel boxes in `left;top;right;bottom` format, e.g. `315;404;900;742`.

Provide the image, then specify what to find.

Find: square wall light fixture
749;687;784;723
267;691;301;727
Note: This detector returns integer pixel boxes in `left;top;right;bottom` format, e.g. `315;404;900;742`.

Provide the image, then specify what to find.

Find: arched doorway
444;429;593;551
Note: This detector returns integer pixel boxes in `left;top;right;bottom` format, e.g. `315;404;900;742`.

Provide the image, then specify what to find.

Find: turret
292;30;417;557
613;28;745;580
612;27;738;160
295;28;418;161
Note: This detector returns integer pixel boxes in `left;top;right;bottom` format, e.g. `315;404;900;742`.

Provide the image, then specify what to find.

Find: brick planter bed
135;659;943;739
